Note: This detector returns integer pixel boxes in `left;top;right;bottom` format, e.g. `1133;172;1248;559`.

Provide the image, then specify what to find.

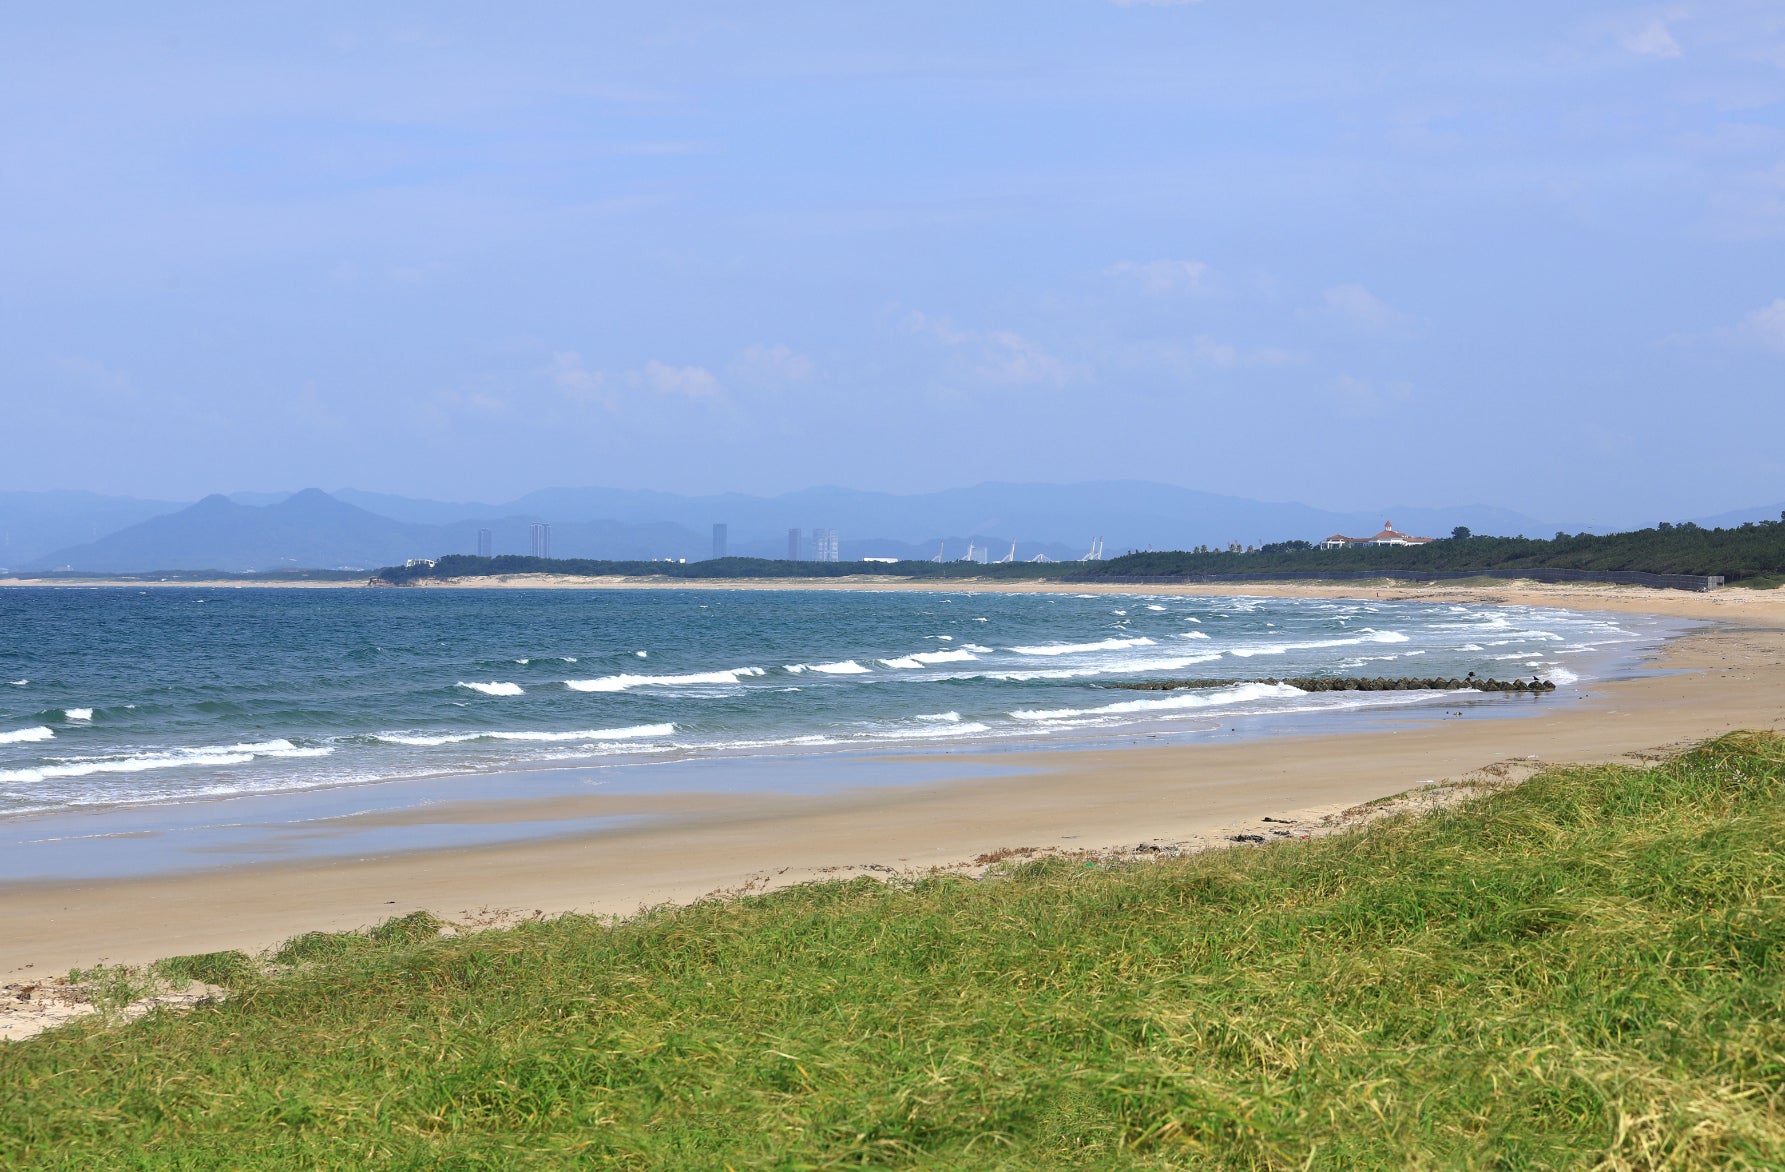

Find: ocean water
0;587;1670;819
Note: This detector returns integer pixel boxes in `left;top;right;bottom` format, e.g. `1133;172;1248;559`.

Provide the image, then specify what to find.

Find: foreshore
2;580;1781;985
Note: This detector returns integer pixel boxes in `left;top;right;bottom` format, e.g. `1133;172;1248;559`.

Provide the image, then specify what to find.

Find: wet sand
2;581;1781;984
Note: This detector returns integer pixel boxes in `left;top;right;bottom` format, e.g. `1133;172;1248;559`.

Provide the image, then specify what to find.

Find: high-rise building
476;528;493;558
786;528;802;561
528;522;551;558
811;528;840;562
712;523;728;560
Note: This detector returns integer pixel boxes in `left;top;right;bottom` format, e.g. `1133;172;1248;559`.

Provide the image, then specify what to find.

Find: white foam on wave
971;652;1222;682
1544;665;1579;685
566;667;765;692
1012;681;1308;723
893;719;992;738
880;649;979;669
7;679;26;687
1180;631;1211;640
789;660;872;675
1145;604;1167;611
0;739;330;785
1008;636;1157;657
516;656;578;665
915;711;962;722
372;723;675;747
1230;631;1409;658
0;726;54;745
458;681;525;697
64;708;93;722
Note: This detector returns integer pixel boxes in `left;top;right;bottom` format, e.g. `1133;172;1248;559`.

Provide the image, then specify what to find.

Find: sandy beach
2;579;1781;986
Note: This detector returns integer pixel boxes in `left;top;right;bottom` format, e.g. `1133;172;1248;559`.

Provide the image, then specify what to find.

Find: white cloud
906;311;1072;388
1311;284;1416;337
550;350;609;406
1739;298;1785;351
982;329;1070;386
733;343;815;385
551;352;727;408
1620;17;1682;59
1104;259;1215;295
642;360;723;399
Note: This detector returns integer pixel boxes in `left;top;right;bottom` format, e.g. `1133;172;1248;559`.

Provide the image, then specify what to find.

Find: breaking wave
457;681;525;697
787;660;872;675
565;668;765;692
1007;636;1157;656
370;723;675;747
880;649;980;669
1012;681;1308;723
0;739;330;785
0;726;54;745
1229;631;1410;658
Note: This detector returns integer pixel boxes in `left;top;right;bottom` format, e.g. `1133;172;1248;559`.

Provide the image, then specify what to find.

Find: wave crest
457;681;525;697
371;723;675;747
566;668;764;692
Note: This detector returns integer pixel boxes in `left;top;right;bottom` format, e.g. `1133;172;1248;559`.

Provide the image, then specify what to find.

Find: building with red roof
1318;521;1435;550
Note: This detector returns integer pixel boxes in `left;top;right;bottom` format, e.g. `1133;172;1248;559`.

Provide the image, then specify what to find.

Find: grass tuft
153;950;257;989
5;732;1784;1168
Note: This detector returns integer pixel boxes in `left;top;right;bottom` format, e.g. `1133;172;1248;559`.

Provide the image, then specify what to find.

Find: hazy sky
4;3;1783;524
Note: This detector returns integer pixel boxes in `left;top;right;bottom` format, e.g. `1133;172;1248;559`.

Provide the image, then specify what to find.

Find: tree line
373;517;1785;585
1083;517;1785;582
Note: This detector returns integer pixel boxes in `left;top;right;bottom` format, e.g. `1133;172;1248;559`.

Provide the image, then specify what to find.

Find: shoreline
2;580;1782;985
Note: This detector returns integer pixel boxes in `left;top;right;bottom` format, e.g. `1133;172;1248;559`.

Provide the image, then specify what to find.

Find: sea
0;586;1676;827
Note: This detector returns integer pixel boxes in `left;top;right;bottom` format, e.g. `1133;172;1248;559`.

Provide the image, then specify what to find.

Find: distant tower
787;528;803;562
712;523;728;560
529;523;551;559
476;528;493;558
811;528;839;562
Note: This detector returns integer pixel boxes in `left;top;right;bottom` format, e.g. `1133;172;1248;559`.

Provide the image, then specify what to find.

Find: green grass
4;734;1784;1169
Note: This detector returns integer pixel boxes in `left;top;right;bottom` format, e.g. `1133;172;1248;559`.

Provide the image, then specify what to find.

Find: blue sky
3;2;1783;526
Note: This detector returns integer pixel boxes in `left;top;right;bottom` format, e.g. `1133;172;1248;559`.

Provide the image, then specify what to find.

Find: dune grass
3;733;1783;1169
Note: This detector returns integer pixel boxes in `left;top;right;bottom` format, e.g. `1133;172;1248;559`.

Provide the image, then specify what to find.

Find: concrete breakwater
1106;676;1557;694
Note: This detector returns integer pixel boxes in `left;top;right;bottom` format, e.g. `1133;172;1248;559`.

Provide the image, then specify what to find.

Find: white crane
1082;536;1105;561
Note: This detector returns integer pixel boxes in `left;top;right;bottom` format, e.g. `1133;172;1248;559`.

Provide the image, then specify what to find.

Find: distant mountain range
1;480;1772;574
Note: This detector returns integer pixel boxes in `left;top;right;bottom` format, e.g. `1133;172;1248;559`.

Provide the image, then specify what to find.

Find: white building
1319;521;1435;550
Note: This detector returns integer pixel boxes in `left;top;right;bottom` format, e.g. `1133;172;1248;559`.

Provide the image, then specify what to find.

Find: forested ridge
1087;517;1785;582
